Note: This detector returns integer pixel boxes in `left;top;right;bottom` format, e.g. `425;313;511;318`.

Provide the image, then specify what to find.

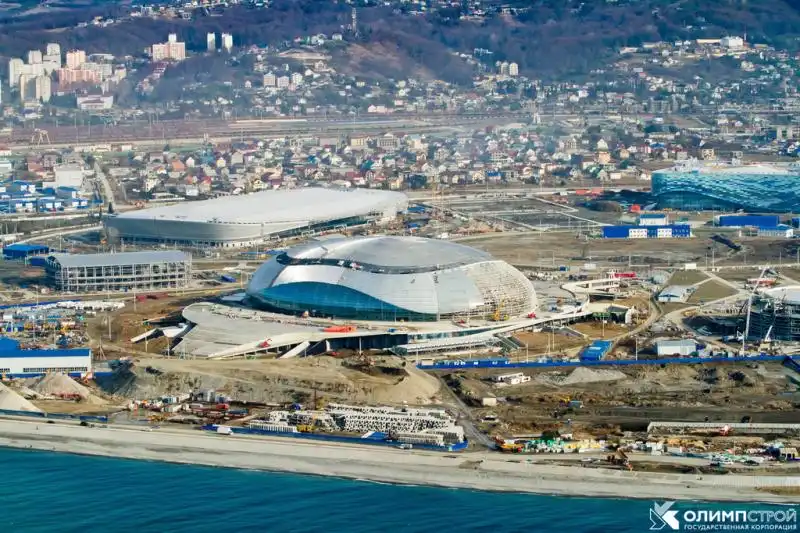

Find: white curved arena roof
760;286;800;305
246;236;537;321
104;188;408;245
115;188;407;224
286;236;492;270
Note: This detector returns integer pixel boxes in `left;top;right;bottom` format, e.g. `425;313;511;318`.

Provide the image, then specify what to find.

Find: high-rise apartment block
207;33;216;52
57;68;101;86
19;74;51;102
66;50;87;69
151;34;186;61
8;58;23;87
46;43;61;57
221;33;233;53
27;50;42;64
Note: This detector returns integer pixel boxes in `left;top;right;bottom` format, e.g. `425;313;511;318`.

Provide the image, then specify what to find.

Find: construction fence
418;354;794;371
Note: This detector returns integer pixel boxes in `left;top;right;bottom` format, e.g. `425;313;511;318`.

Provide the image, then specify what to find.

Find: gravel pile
561;367;627;386
0;382;43;412
30;373;92;399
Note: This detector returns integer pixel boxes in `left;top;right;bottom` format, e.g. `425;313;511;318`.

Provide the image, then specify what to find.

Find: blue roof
3;243;49;252
0;337;90;358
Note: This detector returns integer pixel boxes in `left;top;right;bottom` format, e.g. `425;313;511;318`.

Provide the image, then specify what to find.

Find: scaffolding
749;288;800;342
45;250;192;293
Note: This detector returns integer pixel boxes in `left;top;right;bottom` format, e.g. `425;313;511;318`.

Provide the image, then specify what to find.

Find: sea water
0;448;793;533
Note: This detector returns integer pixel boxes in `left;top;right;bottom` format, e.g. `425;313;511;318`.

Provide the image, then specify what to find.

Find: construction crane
742;265;771;354
30;128;50;147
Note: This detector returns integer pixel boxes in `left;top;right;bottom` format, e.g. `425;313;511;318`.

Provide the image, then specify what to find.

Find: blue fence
783;356;800;375
0;408;108;424
200;424;468;452
418;354;790;370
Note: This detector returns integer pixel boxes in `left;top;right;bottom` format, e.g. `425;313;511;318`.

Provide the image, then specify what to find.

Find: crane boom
742;265;770;354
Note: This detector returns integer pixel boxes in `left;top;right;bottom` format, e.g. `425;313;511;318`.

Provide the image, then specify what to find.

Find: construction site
44;250;193;293
0;184;797;480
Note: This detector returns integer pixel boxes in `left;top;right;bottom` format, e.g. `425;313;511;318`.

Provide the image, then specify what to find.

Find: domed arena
246;236;537;322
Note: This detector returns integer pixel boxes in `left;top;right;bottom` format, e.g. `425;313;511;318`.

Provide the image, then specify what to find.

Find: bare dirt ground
441;362;799;437
95;355;442;406
468;232;714;266
669;271;708;285
688;280;738;303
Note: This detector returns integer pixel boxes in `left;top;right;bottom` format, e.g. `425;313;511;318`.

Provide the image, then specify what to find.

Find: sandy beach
0;418;797;503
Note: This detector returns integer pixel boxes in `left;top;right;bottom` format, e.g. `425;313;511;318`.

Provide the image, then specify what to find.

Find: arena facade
652;163;800;212
749;286;800;342
104;188;408;247
245;236;538;322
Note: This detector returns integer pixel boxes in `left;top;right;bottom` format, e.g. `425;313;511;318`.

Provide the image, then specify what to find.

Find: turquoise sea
0;448;794;533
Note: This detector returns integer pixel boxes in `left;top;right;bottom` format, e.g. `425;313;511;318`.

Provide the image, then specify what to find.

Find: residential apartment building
151;34;186;61
66;50;87;69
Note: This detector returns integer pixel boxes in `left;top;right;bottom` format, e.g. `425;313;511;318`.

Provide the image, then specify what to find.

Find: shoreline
0;419;797;504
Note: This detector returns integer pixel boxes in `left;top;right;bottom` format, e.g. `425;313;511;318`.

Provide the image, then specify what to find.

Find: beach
0;419;797;503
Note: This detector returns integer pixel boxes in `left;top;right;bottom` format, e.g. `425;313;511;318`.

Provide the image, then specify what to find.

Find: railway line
4;113;537;149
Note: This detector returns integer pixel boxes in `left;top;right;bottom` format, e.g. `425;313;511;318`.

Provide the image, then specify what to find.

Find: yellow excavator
297;412;321;433
492;300;509;322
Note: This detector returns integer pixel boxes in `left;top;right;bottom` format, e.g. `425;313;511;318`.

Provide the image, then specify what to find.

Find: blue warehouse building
652;164;800;213
0;338;92;378
717;215;780;228
601;225;692;239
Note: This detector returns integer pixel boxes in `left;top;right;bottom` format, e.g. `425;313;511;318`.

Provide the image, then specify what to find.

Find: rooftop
760;286;800;305
111;188;407;225
284;235;494;270
0;337;91;358
659;163;800;176
47;250;191;269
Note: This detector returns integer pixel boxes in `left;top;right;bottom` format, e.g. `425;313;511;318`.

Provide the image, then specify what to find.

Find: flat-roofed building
45;250;192;292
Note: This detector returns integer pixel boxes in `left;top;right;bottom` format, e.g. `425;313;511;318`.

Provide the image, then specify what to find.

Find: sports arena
748;286;800;342
104;188;408;247
173;237;569;359
245;236;538;322
652;163;800;212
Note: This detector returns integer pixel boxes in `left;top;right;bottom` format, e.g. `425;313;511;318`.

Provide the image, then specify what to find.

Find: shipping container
602;225;691;239
580;340;613;361
601;226;631;239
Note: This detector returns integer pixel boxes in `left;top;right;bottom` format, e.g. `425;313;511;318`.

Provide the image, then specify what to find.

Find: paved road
93;161;115;208
435;375;495;450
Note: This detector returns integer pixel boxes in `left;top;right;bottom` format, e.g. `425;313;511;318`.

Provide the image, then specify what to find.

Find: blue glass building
246;236;537;322
652;164;800;213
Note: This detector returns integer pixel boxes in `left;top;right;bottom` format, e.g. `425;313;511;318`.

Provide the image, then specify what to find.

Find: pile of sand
0;382;43;412
13;385;45;400
561;367;627;386
30;373;92;399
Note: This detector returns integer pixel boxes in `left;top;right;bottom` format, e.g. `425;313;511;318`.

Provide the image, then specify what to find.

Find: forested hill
0;0;798;83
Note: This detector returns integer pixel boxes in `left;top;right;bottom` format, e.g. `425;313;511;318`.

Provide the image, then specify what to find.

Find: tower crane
742;265;771;354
